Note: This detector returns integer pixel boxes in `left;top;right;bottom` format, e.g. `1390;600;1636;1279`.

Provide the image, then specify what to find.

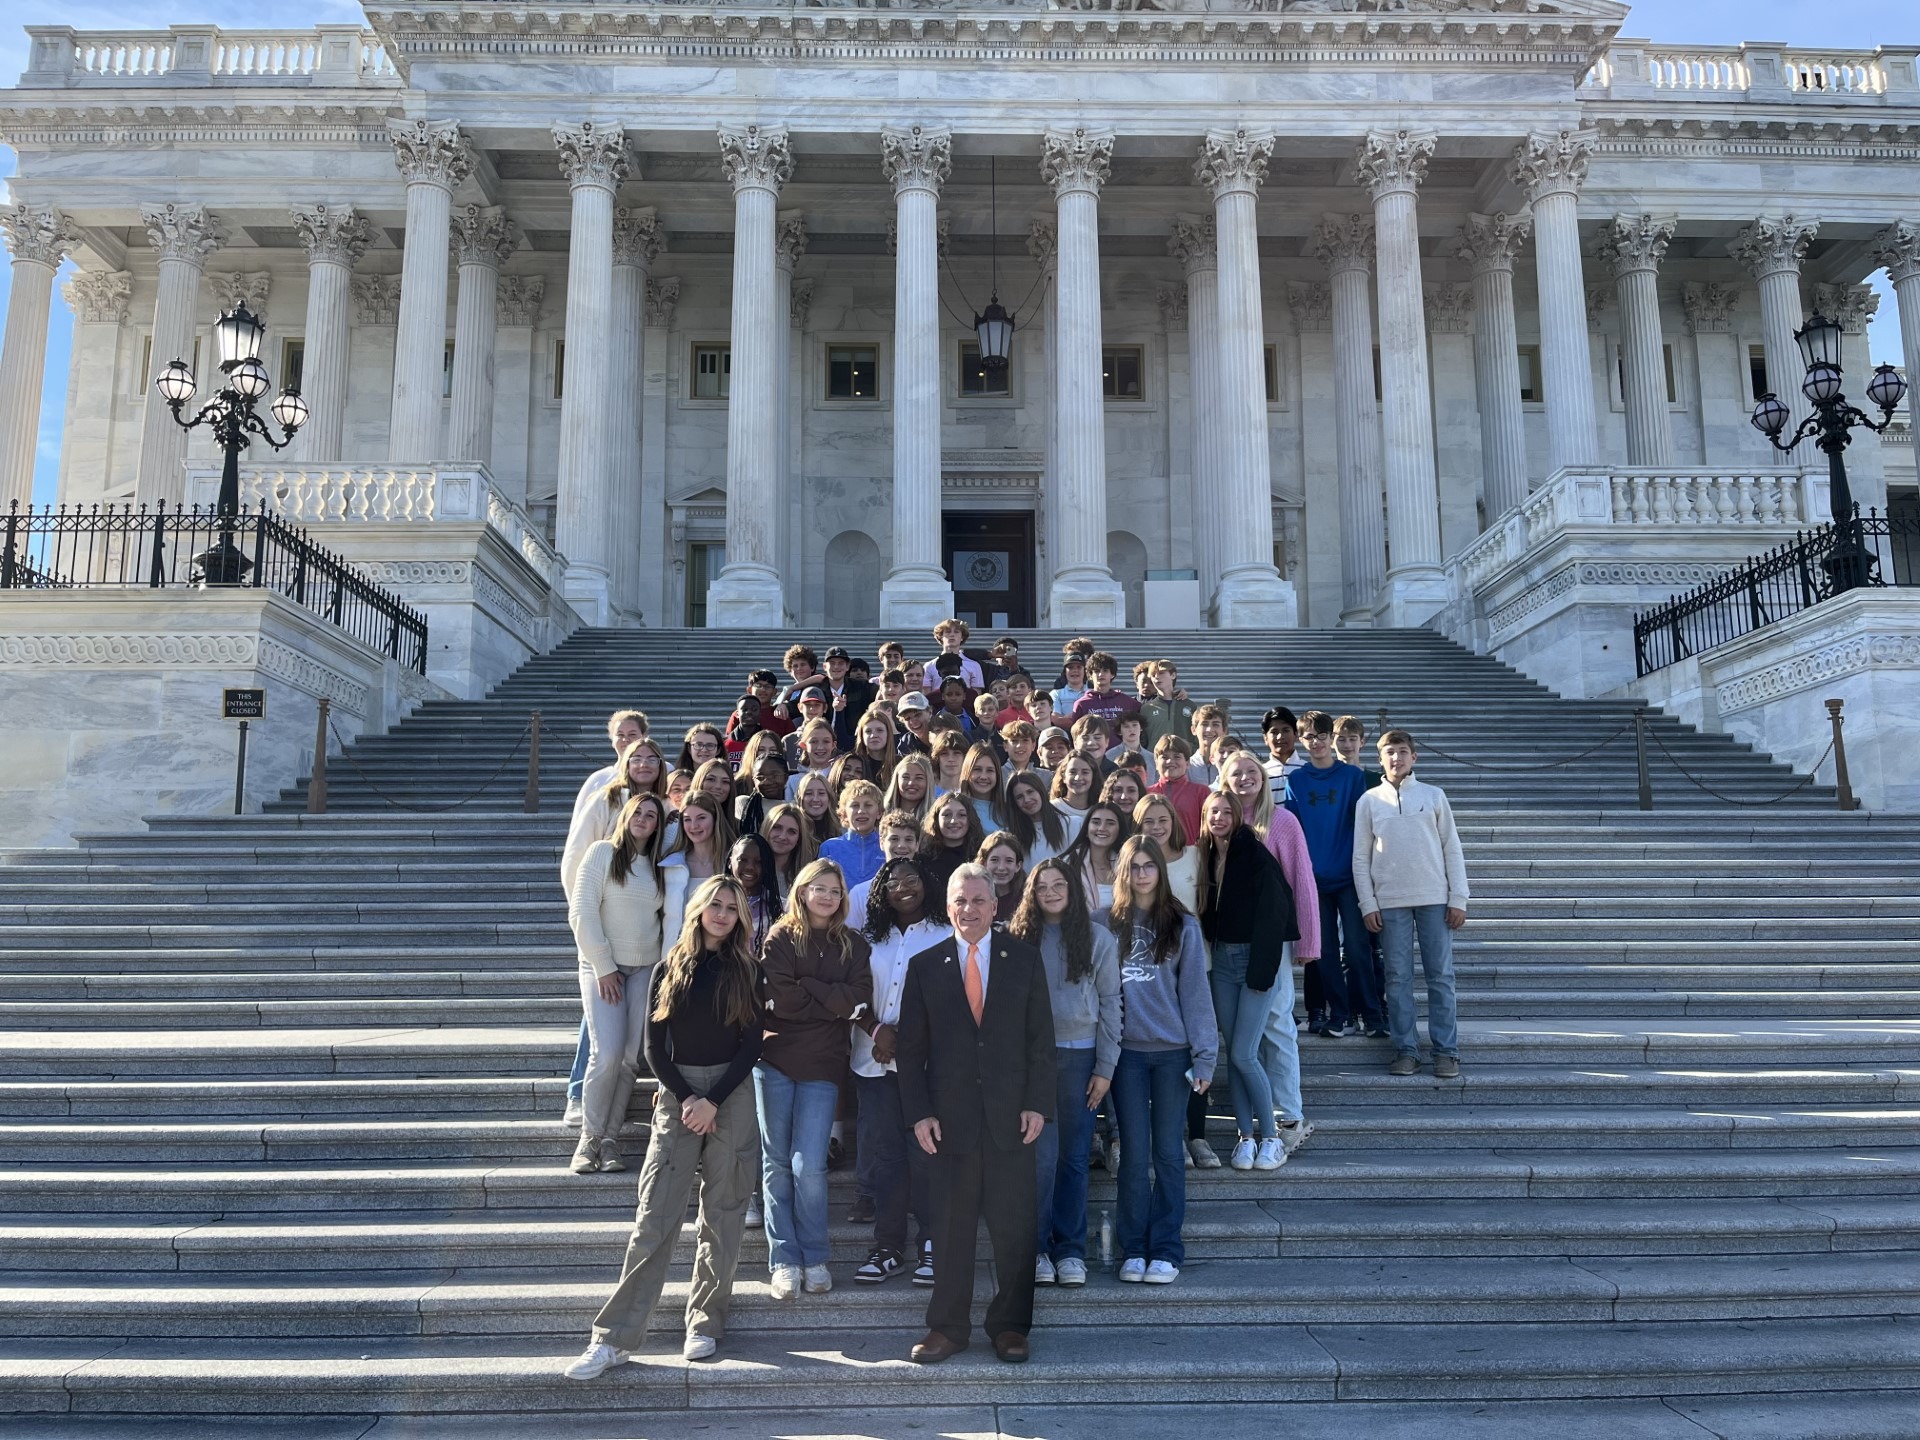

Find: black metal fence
1634;509;1920;676
1;500;429;674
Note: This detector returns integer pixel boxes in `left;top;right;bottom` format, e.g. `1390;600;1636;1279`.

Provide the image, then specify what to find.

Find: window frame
1516;343;1545;407
1101;343;1148;404
687;341;731;405
956;338;1016;404
823;342;883;403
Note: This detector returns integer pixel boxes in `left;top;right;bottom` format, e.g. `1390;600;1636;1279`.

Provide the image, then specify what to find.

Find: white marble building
2;0;1918;645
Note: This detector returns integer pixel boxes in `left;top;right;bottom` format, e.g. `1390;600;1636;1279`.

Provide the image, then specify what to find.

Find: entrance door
942;511;1035;628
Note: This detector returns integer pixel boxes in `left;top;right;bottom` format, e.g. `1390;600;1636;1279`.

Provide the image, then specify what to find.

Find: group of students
557;622;1470;1374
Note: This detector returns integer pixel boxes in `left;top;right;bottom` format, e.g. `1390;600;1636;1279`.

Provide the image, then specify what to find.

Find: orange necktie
963;940;984;1025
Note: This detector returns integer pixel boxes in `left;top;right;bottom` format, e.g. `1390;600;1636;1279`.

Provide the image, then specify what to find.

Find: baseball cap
1039;726;1071;748
824;645;851;661
796;685;829;706
898;692;932;713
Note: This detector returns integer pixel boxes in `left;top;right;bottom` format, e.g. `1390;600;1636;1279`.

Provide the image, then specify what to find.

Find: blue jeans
1379;904;1459;1059
1111;1046;1192;1268
1209;942;1277;1140
1319;882;1384;1031
753;1063;839;1269
1034;1046;1099;1262
567;1017;590;1104
854;1071;930;1258
1258;947;1305;1126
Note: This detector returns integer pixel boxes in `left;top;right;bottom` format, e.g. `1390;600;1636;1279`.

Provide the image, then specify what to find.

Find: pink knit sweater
1261;807;1323;960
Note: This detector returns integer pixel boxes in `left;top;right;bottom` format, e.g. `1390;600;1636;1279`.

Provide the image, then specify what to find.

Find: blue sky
0;0;1912;507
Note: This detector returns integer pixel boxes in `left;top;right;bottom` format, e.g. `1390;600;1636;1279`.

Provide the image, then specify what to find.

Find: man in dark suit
896;864;1057;1364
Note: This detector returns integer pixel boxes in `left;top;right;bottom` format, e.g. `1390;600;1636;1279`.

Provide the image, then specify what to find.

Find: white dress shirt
852;919;952;1077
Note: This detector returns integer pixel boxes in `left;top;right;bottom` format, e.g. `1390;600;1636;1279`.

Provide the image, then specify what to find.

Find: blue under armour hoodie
1284;760;1369;886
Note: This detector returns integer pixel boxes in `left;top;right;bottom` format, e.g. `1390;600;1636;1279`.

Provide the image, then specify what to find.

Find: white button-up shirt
852;918;953;1077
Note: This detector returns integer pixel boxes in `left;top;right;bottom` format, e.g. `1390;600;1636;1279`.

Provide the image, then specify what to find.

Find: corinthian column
1600;213;1678;467
135;203;224;506
707;124;793;627
1356;130;1446;625
1511;129;1600;471
1315;215;1385;623
0;204;79;511
387;120;471;463
1028;219;1059;615
447;204;517;467
775;211;807;625
290;204;370;464
878;124;956;627
1732;214;1823;469
610;205;661;623
1168;214;1221;611
1454;212;1532;521
1041;126;1126;627
1198;127;1295;628
1873;221;1920;433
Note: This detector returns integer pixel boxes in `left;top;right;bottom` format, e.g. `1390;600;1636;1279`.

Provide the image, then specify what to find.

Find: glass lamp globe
974;299;1014;372
230;356;271;400
1865;364;1908;414
1793;311;1844;372
214;304;266;367
1750;392;1791;438
1801;362;1843;406
154;359;197;406
271;387;310;432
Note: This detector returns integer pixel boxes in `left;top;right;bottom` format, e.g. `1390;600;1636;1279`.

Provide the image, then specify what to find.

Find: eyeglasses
1127;859;1159;873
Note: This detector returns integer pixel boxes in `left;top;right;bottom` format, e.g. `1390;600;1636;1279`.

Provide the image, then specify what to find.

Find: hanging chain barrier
1643;727;1836;808
307;716;535;815
1373;705;1633;772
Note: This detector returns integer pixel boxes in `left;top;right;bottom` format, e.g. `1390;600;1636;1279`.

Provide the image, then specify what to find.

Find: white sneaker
1035;1256;1056;1285
803;1263;833;1294
745;1194;763;1228
1143;1260;1180;1285
1228;1138;1257;1171
1055;1257;1087;1287
682;1333;717;1361
563;1341;627;1380
1279;1119;1315;1155
1253;1138;1287;1171
770;1264;801;1300
1118;1257;1147;1283
563;1097;584;1128
1187;1138;1222;1169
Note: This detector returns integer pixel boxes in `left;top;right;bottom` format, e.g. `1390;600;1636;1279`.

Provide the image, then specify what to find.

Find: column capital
1454;210;1531;275
1814;282;1881;335
388;118;473;191
1041;127;1113;198
553;121;631;193
451;203;519;269
1424;283;1474;335
886;216;950;258
1195;127;1274;199
497;275;546;327
1600;213;1677;278
1167;213;1216;274
1730;214;1819;281
719;124;793;195
292;203;371;268
1870;219;1920;286
645;276;680;329
63;269;131;324
612;206;664;268
881;124;952;197
210;271;273;324
1288;281;1333;333
1509;128;1597;202
1026;218;1056;269
1682;281;1740;335
1355;129;1435;201
0;203;79;269
139;202;224;266
775;211;809;271
1313;213;1375;276
350;274;403;326
1156;283;1189;331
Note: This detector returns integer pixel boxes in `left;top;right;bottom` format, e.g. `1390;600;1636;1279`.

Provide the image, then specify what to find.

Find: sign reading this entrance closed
222;688;266;720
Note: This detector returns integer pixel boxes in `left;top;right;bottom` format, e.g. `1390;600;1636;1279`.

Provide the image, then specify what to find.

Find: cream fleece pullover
1352;775;1470;915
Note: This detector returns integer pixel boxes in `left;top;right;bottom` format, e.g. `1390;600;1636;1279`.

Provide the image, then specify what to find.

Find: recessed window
137;336;201;395
553;339;566;400
1264;343;1279;404
1102;345;1144;400
826;345;880;400
1615;343;1678;405
1518;344;1544;404
959;343;1011;397
443;340;455;398
692;343;730;399
1371;345;1383;403
280;339;305;394
1749;344;1770;402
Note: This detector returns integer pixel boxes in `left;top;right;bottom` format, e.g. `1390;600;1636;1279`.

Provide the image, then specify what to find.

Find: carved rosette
1509;129;1596;202
388;119;473;191
63;270;132;324
1454;212;1531;275
718;124;794;194
1424;283;1474;335
0;204;79;269
139;203;225;266
1195;127;1274;198
1729;215;1819;281
1040;127;1114;198
451;205;518;269
497;275;546;327
775;211;809;271
645;277;680;329
881;125;952;197
553;121;631;193
1312;214;1375;276
1870;220;1920;287
791;277;816;329
1155;284;1188;331
210;271;273;323
612;206;664;269
1814;283;1881;335
1599;213;1676;278
1026;219;1056;268
1167;213;1216;274
1288;281;1333;333
350;275;403;326
1355;129;1435;201
292;204;372;268
1681;282;1739;335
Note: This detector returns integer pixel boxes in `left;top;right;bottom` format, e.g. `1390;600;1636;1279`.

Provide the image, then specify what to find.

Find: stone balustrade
1584;41;1919;101
22;25;397;87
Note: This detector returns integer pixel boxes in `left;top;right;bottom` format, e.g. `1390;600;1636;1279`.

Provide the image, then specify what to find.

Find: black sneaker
827;1137;847;1171
846;1194;876;1224
911;1240;935;1287
1365;1024;1390;1040
854;1247;903;1284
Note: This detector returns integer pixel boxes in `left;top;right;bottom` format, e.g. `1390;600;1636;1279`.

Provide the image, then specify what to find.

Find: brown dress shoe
991;1331;1030;1364
910;1330;968;1364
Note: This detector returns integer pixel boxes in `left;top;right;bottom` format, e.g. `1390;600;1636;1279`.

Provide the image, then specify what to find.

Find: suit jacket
829;679;879;751
896;931;1057;1154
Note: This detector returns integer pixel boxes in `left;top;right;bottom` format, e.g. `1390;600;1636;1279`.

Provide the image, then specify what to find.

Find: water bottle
1099;1208;1113;1269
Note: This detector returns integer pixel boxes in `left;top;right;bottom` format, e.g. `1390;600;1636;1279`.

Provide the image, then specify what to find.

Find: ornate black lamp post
154;303;308;584
1751;310;1907;594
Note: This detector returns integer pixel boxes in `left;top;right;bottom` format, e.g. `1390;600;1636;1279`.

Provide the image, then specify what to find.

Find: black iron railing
1;500;429;674
1634;508;1920;676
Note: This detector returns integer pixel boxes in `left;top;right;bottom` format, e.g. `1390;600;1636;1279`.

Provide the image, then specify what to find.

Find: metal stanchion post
1633;707;1653;811
1376;707;1389;737
308;697;330;815
232;720;249;816
1825;698;1857;812
525;711;542;814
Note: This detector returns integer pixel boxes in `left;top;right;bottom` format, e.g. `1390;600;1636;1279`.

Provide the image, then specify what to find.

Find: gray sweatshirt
1038;921;1124;1080
1107;911;1217;1083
